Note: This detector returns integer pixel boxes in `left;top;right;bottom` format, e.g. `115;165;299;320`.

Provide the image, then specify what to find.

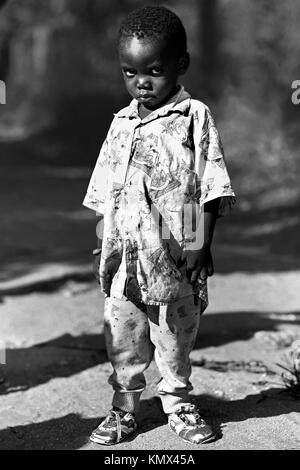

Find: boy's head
118;6;190;110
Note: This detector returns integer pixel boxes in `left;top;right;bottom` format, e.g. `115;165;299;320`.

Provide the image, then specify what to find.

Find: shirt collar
114;85;191;121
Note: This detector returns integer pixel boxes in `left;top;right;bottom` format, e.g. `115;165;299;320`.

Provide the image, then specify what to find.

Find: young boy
83;6;235;446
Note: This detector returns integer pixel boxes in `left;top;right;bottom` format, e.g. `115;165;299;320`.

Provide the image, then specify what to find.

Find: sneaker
168;403;215;444
90;409;137;445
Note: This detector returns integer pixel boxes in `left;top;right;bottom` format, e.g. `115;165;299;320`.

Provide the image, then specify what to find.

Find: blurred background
0;0;300;283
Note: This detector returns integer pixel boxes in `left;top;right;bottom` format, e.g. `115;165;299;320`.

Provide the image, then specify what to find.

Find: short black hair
118;5;187;58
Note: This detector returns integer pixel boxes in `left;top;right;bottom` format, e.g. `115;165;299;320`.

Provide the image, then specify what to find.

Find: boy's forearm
202;197;221;248
184;198;220;251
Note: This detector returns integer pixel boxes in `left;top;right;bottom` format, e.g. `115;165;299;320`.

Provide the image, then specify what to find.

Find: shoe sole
169;427;216;445
89;429;137;446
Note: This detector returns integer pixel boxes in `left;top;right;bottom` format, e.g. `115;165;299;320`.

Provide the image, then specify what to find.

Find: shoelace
177;405;205;426
106;410;122;442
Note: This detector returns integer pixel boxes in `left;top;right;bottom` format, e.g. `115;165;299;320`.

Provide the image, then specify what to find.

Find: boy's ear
178;52;190;75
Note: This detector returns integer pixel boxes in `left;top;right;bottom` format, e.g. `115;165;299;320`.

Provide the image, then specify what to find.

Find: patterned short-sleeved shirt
83;86;235;311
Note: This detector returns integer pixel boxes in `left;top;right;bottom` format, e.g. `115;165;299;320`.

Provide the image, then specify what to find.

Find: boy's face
119;36;188;111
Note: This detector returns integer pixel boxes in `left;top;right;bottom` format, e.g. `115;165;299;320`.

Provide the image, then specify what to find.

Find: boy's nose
137;76;151;89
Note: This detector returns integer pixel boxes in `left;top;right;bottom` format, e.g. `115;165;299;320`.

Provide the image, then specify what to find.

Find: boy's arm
200;197;221;249
182;102;235;283
182;197;221;283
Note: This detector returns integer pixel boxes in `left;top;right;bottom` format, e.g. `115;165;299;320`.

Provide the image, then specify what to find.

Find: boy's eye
123;69;136;78
151;67;163;75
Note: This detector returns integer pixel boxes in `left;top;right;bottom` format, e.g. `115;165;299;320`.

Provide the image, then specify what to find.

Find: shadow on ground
1;311;300;396
0;397;165;450
0;333;107;395
193;387;300;442
0;387;299;449
0;413;99;450
196;310;300;349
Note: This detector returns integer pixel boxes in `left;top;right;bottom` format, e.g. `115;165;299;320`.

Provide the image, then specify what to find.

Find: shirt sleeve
82;120;114;214
193;103;236;217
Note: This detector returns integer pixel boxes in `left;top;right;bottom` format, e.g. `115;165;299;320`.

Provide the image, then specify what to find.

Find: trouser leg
104;296;154;413
147;295;201;414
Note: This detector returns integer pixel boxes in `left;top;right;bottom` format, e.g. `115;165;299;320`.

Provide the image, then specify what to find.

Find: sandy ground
1;270;300;451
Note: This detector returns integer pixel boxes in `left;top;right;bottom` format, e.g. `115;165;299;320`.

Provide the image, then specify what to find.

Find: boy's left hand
181;246;214;284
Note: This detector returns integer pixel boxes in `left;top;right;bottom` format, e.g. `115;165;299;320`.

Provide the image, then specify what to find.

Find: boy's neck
138;104;153;119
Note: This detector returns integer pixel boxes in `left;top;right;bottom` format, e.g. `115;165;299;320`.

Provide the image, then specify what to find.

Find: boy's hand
181;246;214;284
99;255;121;298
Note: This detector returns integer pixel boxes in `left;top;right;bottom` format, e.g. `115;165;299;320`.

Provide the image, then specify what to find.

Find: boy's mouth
137;96;152;102
136;92;154;100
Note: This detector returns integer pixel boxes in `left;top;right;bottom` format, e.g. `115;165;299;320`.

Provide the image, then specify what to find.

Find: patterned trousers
103;293;202;414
